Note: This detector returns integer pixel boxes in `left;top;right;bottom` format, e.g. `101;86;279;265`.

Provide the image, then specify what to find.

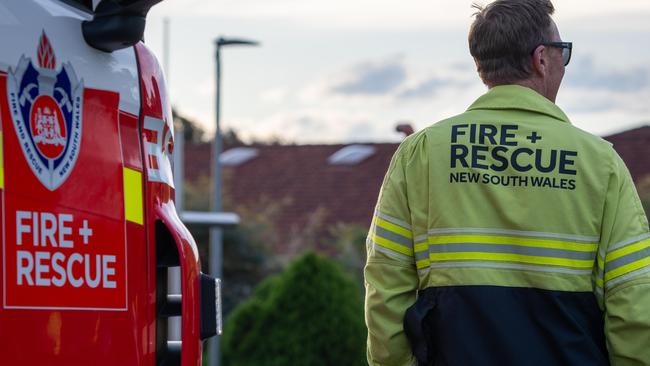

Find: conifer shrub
222;252;366;366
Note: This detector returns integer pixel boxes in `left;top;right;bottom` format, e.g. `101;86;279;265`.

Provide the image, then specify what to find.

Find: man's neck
489;79;554;102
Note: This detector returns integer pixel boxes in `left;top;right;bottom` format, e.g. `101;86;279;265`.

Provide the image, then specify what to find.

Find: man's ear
531;45;547;77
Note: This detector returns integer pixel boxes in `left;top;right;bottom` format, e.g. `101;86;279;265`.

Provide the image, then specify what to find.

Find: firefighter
364;1;650;365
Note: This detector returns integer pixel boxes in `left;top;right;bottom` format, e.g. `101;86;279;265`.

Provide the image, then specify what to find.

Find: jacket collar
467;85;571;124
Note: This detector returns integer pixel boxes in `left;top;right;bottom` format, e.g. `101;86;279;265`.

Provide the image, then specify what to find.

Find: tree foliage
172;107;243;146
221;252;367;366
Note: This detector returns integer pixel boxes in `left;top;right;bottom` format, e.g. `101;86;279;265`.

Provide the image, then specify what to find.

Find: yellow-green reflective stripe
375;211;411;229
415;244;429;268
371;243;413;262
595;265;604;284
0;131;4;189
414;249;429;269
606;267;650;289
606;245;650;278
593;268;604;288
428;228;598;242
371;234;413;256
606;238;650;262
429;243;593;260
374;216;413;239
424;261;592;275
123;167;144;225
605;256;650;282
415;242;428;252
428;234;597;252
416;259;430;269
608;233;650;252
429;252;593;269
375;226;412;248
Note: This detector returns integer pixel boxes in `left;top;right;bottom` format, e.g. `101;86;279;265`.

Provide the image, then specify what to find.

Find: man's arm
595;153;650;366
365;142;418;366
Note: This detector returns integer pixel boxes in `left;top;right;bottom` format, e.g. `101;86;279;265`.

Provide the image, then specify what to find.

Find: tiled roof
184;142;212;183
603;125;650;182
183;143;397;250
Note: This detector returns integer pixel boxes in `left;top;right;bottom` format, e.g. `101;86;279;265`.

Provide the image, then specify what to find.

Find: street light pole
212;37;259;213
208;40;223;366
213;43;222;212
209;36;259;366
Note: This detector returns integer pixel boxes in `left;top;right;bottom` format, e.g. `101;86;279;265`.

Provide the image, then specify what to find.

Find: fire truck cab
0;1;219;365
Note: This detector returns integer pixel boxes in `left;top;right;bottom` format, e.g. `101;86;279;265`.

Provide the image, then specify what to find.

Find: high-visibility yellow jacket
365;85;650;366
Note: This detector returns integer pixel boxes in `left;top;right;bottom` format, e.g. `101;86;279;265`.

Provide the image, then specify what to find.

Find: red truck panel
0;71;151;364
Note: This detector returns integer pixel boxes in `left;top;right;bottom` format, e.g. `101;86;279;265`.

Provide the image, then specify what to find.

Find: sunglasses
539;42;572;66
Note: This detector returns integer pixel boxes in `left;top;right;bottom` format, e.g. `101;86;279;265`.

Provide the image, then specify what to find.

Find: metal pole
214;44;222;213
208;42;223;366
208;37;258;365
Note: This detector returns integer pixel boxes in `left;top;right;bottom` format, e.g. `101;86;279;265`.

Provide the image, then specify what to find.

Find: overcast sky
144;0;650;143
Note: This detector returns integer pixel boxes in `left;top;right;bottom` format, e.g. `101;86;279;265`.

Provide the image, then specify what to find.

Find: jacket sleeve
595;152;650;366
365;141;418;366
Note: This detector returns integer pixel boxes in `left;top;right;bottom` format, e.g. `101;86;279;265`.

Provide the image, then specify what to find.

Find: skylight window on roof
220;147;259;166
327;144;376;165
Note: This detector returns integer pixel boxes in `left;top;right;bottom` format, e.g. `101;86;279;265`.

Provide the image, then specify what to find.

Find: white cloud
558;55;650;136
259;87;290;104
303;56;476;100
234;108;383;144
564;56;650;92
197;78;215;97
331;57;407;95
560;84;650;136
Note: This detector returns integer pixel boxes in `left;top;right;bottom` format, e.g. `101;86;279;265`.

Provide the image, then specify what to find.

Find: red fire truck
0;1;219;365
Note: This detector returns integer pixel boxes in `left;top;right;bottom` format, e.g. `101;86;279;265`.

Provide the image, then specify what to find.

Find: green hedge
222;252;366;366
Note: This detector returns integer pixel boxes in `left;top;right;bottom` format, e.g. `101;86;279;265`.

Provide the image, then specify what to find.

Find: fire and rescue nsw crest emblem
7;31;83;190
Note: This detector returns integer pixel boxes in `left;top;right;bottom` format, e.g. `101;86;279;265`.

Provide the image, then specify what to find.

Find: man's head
469;0;567;102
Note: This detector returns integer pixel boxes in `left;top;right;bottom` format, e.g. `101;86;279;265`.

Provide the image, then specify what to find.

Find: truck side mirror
82;0;161;52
